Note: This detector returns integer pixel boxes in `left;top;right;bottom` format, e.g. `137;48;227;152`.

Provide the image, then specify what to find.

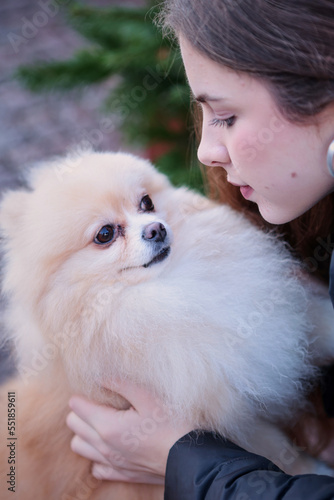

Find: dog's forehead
33;153;168;221
26;153;170;231
66;153;163;193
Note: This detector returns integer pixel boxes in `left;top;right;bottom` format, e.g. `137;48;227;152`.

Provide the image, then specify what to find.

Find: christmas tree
16;1;204;191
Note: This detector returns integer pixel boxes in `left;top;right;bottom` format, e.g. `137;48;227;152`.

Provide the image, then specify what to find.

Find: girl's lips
229;181;254;200
240;185;254;200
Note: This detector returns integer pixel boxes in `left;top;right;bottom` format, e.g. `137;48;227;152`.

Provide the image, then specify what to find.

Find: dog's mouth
143;246;171;268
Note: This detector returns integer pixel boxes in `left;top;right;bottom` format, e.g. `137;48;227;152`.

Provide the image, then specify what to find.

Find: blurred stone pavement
0;0;144;382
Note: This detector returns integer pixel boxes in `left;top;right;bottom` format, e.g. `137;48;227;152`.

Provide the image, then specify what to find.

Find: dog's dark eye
140;195;154;212
94;225;115;245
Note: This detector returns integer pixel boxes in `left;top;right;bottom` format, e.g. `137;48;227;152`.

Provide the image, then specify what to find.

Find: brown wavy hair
158;0;334;460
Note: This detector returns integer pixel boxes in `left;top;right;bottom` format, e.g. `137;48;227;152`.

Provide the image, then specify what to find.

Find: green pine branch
67;2;163;53
15;1;203;192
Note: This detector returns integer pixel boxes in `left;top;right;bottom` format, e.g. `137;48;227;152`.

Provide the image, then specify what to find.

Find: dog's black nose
142;222;167;243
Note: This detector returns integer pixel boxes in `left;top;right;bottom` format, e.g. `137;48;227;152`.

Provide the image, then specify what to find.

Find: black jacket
164;254;334;499
164;432;334;499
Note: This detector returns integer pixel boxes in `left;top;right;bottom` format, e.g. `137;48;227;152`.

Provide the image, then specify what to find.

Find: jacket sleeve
164;432;334;500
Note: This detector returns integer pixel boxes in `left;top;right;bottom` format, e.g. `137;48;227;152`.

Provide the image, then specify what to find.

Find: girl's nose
197;127;231;168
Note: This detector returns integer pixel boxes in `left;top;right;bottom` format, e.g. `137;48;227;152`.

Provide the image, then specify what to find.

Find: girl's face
180;37;334;224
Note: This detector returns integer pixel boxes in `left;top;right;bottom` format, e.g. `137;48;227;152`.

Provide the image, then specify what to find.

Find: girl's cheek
236;110;286;161
234;128;262;165
237;138;258;163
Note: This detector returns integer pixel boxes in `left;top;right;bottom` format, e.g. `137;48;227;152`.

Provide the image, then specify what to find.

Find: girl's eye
209;116;236;128
140;195;154;212
94;225;116;245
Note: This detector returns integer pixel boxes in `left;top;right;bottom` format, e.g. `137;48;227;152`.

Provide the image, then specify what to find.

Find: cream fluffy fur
1;151;334;498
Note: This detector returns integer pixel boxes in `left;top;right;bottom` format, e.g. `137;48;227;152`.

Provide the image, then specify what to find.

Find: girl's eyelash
209;116;236;128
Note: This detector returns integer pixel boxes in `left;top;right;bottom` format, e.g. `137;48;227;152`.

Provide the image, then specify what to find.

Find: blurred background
0;0;202;382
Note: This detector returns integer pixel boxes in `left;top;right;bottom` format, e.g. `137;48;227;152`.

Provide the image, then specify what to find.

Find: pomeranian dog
1;150;334;499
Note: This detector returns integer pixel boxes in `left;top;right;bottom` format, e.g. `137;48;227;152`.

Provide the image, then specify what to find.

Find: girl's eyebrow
192;92;226;103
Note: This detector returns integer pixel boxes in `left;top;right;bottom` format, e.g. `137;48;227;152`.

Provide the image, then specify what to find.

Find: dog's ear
0;190;30;237
170;187;216;218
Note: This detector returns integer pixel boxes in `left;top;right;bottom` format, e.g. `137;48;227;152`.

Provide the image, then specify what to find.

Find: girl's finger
69;395;121;432
92;463;130;482
70;435;110;465
67;411;101;445
91;463;165;485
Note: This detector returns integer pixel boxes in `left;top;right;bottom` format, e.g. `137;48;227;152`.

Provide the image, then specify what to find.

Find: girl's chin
258;205;296;225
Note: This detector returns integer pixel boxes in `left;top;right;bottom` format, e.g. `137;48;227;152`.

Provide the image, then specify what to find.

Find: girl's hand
66;382;193;484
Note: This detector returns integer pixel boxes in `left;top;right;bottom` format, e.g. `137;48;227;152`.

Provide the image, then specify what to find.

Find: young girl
66;1;334;497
